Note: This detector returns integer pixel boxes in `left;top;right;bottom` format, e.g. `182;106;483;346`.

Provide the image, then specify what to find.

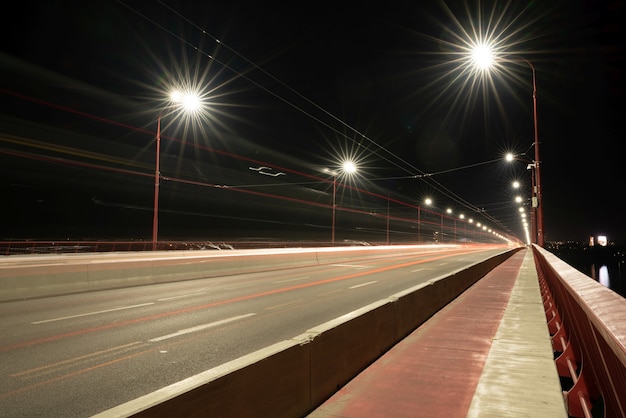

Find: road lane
0;246;507;417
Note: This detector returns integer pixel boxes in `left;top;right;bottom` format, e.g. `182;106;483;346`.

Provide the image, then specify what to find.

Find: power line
115;1;521;240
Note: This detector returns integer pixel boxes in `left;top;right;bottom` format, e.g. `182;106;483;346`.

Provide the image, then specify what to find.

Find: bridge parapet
532;244;626;417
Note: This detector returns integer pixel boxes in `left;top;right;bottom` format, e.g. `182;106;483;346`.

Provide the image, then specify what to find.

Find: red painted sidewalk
308;249;566;417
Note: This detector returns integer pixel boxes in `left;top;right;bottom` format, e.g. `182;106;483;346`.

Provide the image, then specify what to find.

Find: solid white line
349;281;377;289
31;303;155;324
148;313;256;342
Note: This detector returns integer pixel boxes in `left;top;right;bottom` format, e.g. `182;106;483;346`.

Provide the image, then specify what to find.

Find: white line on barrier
148;313;257;342
31;303;155;324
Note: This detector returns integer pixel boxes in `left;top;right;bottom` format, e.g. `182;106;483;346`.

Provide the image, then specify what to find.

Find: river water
549;245;625;298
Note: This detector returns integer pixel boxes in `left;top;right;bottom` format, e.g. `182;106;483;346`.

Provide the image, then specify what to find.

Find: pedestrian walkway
308;249;567;417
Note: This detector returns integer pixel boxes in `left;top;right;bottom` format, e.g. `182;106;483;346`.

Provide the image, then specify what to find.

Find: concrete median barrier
92;248;519;418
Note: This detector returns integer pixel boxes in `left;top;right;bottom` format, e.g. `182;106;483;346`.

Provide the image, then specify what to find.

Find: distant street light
325;161;358;245
469;46;544;246
152;90;202;251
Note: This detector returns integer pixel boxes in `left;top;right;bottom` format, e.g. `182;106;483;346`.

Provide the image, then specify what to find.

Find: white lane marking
158;291;208;301
349;281;378;289
31;303;155;324
319;289;343;296
148;313;256;342
273;276;310;283
438;262;449;266
411;268;425;272
331;264;371;268
266;300;303;310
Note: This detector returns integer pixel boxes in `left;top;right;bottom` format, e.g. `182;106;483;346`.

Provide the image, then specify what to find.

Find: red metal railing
533;244;626;418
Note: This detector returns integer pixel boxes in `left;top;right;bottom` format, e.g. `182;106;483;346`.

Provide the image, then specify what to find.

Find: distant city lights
589;235;608;247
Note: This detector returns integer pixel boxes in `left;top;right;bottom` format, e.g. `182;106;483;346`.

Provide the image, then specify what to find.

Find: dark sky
1;0;624;244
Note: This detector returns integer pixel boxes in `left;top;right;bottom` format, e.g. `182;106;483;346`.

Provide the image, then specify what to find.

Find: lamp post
152;90;201;251
446;208;456;242
459;213;466;241
326;161;357;245
416;206;421;243
423;197;433;243
526;59;544;247
470;48;544;246
152;115;162;251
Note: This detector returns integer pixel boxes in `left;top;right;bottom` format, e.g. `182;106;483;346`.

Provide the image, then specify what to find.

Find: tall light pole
525;59;544;247
152;90;202;251
332;174;336;244
416;206;421;243
423;197;433;243
153;115;162;251
470;47;544;246
326;160;357;245
446;208;456;242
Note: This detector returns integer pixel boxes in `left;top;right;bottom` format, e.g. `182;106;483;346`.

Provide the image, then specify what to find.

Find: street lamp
470;47;544;246
416;197;432;244
325;161;357;245
152;90;202;250
509;153;538;244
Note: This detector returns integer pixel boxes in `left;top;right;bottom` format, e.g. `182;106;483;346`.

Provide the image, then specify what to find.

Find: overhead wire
116;0;520;238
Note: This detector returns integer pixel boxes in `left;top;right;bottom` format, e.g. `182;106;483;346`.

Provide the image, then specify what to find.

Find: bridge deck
308;248;568;417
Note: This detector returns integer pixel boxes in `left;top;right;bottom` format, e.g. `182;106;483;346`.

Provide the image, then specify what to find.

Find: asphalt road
0;246;507;417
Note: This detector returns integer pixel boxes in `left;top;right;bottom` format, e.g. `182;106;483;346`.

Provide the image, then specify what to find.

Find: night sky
1;1;624;245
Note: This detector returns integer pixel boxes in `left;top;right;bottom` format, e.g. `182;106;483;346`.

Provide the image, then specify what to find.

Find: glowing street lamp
511;173;536;245
415;197;432;244
152;90;202;251
325;161;358;245
469;45;544;246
